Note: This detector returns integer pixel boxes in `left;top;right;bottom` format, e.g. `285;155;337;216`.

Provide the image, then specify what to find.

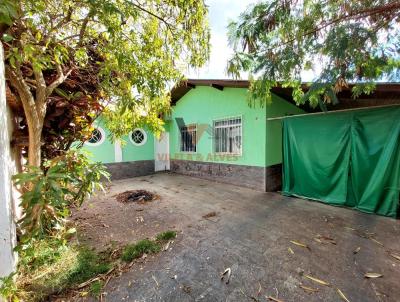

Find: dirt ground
72;172;400;302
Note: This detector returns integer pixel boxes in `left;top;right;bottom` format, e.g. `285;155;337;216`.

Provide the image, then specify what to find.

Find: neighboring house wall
81;119;155;180
0;45;17;289
167;86;304;191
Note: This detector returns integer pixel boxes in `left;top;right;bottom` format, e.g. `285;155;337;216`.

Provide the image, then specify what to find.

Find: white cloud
186;0;257;80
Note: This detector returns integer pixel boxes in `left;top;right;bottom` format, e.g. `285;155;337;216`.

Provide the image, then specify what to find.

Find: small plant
17;238;68;272
89;280;104;298
121;239;161;262
156;230;177;241
0;273;18;302
13;150;109;242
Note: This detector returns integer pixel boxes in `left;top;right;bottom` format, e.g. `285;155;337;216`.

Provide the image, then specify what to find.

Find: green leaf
2;33;13;42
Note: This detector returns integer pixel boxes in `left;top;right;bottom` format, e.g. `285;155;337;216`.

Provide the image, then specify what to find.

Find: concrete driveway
74;173;400;302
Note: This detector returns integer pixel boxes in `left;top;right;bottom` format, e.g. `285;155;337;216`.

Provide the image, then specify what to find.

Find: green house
82;79;304;191
81;79;400;208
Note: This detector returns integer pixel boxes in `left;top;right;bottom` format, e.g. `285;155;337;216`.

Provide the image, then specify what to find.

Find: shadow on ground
72;172;400;302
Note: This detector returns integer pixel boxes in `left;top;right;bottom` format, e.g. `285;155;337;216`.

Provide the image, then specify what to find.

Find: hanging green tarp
282;106;400;217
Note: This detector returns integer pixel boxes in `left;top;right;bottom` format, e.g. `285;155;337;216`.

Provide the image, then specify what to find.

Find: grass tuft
156;230;177;241
66;248;111;285
4;240;113;302
89;280;104;298
121;239;161;262
2;232;178;301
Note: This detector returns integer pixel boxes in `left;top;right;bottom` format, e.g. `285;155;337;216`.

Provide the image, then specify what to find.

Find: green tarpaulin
282;106;400;217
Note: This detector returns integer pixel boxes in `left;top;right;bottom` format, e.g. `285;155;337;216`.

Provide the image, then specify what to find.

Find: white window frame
84;126;106;147
179;123;197;153
129;128;148;146
213;115;242;155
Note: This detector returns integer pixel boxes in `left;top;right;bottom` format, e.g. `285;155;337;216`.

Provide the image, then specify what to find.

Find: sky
186;0;317;81
186;0;257;80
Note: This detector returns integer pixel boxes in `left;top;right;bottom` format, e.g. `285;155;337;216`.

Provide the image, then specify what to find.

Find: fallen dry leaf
202;211;217;219
304;275;330;286
152;275;159;287
220;267;232;284
163;241;171;251
300;284;319;293
290;240;309;249
266;296;284;302
370;238;384;246
257;282;262;296
313;238;323;244
364;273;383;279
316;234;337;245
353;247;361;254
337;288;350;302
288;247;294;255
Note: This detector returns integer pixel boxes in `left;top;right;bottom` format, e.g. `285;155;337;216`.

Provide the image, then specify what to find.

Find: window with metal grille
213;117;242;154
85;127;105;146
180;124;197;152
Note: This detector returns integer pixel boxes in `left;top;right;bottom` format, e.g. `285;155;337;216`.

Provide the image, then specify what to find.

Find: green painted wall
265;96;305;166
81;118;155;163
81;87;304;168
168;86;305;167
121;128;154;161
168;86;267;167
81;119;115;163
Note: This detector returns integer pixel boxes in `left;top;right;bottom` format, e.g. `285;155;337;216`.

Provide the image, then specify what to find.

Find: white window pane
213;117;241;154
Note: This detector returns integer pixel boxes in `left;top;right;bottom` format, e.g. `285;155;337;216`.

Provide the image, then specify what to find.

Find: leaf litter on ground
290;240;310;250
220;267;231;284
364;272;383;278
337;288;350;302
304;274;330;286
299;284;319;293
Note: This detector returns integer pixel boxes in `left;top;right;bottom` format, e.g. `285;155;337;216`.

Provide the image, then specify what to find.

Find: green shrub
156;230;177;241
13;150;109;242
121;239;161;262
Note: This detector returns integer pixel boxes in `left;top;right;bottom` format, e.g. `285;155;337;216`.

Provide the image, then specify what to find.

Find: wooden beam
211;83;224;91
266;104;400;121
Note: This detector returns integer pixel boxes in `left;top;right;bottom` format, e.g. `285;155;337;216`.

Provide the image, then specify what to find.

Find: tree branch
78;13;91;47
45;64;73;98
6;64;39;125
33;68;46;106
130;1;175;32
257;2;400;53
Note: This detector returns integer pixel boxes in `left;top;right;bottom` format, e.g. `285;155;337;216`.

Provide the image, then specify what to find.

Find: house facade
82;79;400;210
82;80;304;191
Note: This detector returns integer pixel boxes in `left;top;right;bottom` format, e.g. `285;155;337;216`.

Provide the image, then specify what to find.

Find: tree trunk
27;118;43;167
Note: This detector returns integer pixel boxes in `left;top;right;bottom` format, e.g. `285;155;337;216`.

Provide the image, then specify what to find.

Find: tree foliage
227;0;400;107
3;0;210;166
13;150;109;241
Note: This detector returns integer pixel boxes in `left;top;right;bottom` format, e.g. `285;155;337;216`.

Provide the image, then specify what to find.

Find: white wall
0;44;17;287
